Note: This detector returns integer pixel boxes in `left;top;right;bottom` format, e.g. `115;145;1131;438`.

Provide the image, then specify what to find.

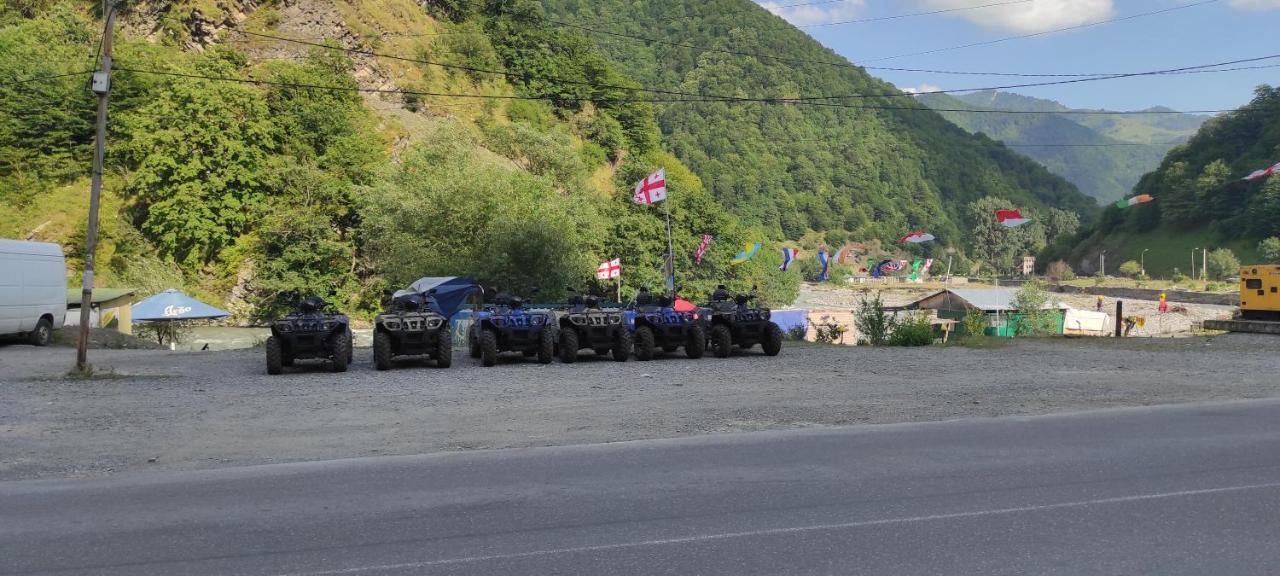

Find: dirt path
2;334;1278;481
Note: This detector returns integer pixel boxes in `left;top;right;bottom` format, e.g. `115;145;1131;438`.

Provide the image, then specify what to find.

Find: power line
522;9;1264;80
203;31;1280;108
3;70;96;86
797;0;1034;28
1003;143;1162;148
866;0;1221;62
114;65;1261;116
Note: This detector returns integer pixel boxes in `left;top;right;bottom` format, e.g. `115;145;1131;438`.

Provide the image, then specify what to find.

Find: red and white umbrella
995;208;1032;228
897;231;936;244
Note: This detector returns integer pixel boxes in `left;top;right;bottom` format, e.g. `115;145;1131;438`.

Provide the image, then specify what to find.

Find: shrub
1260;237;1280;264
1171;267;1188;283
1046;260;1074;282
1118;260;1141;277
811;316;849;344
786;326;807;341
961;308;988;338
888;312;935;347
854;292;894;346
1013;280;1059;336
1205;248;1240;281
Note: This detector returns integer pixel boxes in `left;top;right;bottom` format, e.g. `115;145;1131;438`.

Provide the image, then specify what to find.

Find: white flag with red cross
632;168;667;205
596;258;621;280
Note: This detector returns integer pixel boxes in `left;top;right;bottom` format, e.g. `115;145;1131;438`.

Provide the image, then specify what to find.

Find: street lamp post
1099;250;1106;278
1191;248;1199;281
1141;248;1149;278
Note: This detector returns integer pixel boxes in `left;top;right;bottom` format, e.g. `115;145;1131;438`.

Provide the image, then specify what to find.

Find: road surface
4;399;1280;575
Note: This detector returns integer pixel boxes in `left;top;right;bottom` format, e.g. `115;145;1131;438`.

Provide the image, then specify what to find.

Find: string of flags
694;234;713;265
1115;194;1154;209
1244;161;1280;182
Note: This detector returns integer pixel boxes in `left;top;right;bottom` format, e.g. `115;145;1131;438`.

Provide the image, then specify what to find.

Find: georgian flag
596;258;621;280
779;247;799;271
996;208;1031;228
1244;161;1280;182
632;168;667;205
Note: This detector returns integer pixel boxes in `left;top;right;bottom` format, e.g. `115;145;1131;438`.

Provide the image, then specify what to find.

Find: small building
65;288;137;334
900;288;1065;337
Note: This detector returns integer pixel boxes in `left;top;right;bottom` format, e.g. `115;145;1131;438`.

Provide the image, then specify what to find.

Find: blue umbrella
132;289;230;322
395;277;479;318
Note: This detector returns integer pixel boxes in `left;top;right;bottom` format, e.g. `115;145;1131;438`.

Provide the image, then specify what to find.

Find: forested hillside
1043;86;1280;277
920;91;1207;203
532;0;1097;248
2;0;1098;319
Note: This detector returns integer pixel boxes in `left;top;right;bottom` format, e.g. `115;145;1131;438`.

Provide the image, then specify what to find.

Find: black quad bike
373;289;453;370
550;288;631;363
702;285;783;359
265;295;353;375
629;287;705;361
468;291;556;367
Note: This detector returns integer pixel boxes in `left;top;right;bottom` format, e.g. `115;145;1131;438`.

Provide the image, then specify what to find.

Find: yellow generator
1240;265;1280;321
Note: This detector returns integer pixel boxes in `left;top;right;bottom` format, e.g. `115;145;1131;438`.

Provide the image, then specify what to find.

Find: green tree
1205;248;1241;281
1259;237;1280;263
1118;260;1141;277
1013;280;1058;336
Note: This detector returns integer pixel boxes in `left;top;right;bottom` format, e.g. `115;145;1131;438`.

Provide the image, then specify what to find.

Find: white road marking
278;481;1280;575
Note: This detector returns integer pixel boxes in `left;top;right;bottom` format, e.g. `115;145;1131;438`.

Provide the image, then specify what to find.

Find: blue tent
395;277;479;318
132;289;230;322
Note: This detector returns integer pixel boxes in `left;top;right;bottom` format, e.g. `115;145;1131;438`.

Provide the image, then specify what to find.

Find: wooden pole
663;196;675;296
1115;300;1124;338
76;3;115;372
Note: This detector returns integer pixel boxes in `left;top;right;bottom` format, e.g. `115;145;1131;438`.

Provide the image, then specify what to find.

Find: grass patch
946;335;1012;349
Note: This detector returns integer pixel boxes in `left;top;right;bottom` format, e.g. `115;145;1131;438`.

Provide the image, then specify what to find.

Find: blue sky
755;0;1279;111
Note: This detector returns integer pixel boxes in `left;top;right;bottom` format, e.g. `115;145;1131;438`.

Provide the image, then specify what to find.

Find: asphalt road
4;399;1280;576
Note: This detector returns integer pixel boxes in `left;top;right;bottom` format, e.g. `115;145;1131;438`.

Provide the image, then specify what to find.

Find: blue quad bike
628;287;705;361
702;285;784;359
469;291;556;367
265;295;353;375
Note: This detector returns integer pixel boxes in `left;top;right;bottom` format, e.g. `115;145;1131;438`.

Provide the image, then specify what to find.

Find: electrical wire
3;70;97;86
798;0;1035;27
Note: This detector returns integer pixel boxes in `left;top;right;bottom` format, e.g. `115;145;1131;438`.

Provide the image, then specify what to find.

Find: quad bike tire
686;325;706;359
612;329;632;362
265;336;284;375
373;331;393;371
537;328;556;364
435;331;452;368
330;331;351;373
480;328;499;367
634;326;656;361
762;322;784;357
559;329;579;364
469;329;482;358
711;324;733;359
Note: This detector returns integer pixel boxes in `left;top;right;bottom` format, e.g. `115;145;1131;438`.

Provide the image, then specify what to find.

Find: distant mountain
919;91;1210;203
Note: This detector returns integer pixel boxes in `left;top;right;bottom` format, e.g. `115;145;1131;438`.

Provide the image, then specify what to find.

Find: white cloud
1228;0;1280;10
901;83;943;94
915;0;1114;33
757;0;866;27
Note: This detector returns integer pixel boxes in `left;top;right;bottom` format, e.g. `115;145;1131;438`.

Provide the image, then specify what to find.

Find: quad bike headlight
427;318;444;329
532;315;545;325
609;315;621;325
276;323;292;332
491;317;505;327
762;310;771;320
385;320;401;331
570;314;587;326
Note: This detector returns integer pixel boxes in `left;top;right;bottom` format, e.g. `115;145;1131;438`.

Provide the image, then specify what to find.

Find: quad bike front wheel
633;326;656;361
711;324;733;358
435;331;453;368
762;322;784;357
330;331;351;373
686;325;706;359
265;336;284;375
537;328;556;364
479;328;499;367
613;329;632;362
373;331;393;371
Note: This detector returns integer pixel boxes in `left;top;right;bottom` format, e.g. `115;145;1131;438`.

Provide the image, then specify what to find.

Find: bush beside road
3;333;1279;481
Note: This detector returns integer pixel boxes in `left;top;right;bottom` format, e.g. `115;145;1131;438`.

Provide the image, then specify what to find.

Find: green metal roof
66;288;137;306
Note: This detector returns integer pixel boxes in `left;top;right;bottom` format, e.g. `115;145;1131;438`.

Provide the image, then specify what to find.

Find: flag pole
663;193;675;296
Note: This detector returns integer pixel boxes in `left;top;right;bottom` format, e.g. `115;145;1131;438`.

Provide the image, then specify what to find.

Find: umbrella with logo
132;289;230;348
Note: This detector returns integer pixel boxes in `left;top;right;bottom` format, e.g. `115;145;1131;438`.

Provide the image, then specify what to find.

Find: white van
0;239;67;346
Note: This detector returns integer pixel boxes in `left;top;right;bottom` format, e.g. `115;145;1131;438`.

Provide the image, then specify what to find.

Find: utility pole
76;2;115;372
1202;247;1208;283
1099;250;1106;278
1141;248;1149;278
1191;248;1198;281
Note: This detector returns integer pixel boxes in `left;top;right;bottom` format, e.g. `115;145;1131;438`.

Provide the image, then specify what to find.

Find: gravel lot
2;334;1279;481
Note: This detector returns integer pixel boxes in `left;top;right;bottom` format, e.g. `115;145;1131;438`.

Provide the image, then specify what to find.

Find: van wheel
28;317;52;347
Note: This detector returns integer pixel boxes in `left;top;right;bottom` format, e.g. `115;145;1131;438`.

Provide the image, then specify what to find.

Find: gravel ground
4;333;1279;481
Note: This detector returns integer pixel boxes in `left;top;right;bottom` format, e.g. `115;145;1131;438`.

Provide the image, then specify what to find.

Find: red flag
596;259;621;280
632;169;668;205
